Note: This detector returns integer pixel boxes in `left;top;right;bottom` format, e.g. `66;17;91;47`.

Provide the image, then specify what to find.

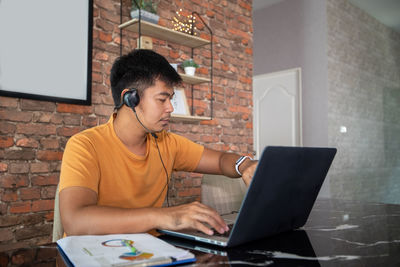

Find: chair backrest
52;183;64;242
201;174;247;215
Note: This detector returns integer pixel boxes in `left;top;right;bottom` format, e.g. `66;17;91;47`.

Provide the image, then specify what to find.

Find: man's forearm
60;185;230;236
62;203;229;237
219;152;243;178
63;205;164;236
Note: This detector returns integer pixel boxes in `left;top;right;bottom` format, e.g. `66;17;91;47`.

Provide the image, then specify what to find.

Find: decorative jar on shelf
130;0;159;24
130;10;159;24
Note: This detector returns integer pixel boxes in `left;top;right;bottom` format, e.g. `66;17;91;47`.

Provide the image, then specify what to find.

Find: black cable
133;108;154;137
119;0;122;56
132;0;141;48
154;136;170;207
133;108;170;207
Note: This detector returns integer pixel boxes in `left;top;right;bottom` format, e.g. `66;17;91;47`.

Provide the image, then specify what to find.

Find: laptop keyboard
195;223;234;237
213;224;234;237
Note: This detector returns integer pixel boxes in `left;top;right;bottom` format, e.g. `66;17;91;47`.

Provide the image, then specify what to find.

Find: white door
253;68;302;159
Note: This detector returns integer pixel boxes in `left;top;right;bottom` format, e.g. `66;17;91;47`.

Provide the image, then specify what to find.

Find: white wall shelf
180;73;211;84
171;114;211;122
119;19;210;48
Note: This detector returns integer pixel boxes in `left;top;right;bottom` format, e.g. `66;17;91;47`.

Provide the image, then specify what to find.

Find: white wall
253;0;400;203
253;0;329;148
253;0;331;197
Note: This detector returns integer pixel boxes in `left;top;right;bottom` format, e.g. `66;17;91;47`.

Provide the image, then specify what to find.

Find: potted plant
130;0;159;24
181;59;199;76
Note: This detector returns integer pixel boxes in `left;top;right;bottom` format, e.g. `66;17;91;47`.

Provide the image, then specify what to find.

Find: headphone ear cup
123;89;140;108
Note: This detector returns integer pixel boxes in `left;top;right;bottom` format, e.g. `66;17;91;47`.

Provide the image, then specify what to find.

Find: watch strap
235;156;251;176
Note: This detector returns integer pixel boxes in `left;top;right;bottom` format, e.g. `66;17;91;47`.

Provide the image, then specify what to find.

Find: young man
59;49;257;237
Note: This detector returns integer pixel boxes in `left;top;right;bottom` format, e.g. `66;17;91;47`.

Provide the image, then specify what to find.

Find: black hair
110;49;182;108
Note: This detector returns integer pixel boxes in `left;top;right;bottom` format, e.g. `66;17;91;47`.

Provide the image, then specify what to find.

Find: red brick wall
0;0;253;250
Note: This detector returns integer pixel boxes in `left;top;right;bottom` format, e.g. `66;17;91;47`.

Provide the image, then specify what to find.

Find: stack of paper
57;233;196;267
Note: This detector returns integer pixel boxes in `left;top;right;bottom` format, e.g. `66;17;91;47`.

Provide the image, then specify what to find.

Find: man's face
136;79;174;132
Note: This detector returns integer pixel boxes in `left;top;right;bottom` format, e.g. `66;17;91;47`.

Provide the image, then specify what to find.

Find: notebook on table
158;146;337;247
57;233;196;267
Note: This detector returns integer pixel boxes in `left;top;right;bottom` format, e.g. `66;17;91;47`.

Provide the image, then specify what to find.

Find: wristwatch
235;156;251;176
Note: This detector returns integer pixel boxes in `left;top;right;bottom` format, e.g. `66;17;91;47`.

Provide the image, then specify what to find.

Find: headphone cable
133;108;170;207
154;136;170;207
133;109;157;139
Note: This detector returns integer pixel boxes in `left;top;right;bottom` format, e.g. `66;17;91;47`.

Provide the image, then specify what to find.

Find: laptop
158;146;337;247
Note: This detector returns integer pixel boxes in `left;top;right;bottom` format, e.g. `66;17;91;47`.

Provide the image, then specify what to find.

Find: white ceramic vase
184;67;196;76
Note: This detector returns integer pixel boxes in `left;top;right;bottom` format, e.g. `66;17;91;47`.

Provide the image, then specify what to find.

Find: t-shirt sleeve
169;133;204;172
59;134;100;193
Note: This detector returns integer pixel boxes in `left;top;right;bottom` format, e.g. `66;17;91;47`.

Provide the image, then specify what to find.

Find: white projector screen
0;0;93;105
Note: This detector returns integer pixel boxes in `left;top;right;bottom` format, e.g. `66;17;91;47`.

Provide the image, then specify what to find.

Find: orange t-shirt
59;114;204;209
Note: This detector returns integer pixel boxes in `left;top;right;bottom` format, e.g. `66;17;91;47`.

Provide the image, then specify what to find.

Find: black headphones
122;88;140;110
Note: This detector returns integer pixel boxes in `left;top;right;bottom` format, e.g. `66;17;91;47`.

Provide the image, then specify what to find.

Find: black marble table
163;198;400;266
1;198;399;266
